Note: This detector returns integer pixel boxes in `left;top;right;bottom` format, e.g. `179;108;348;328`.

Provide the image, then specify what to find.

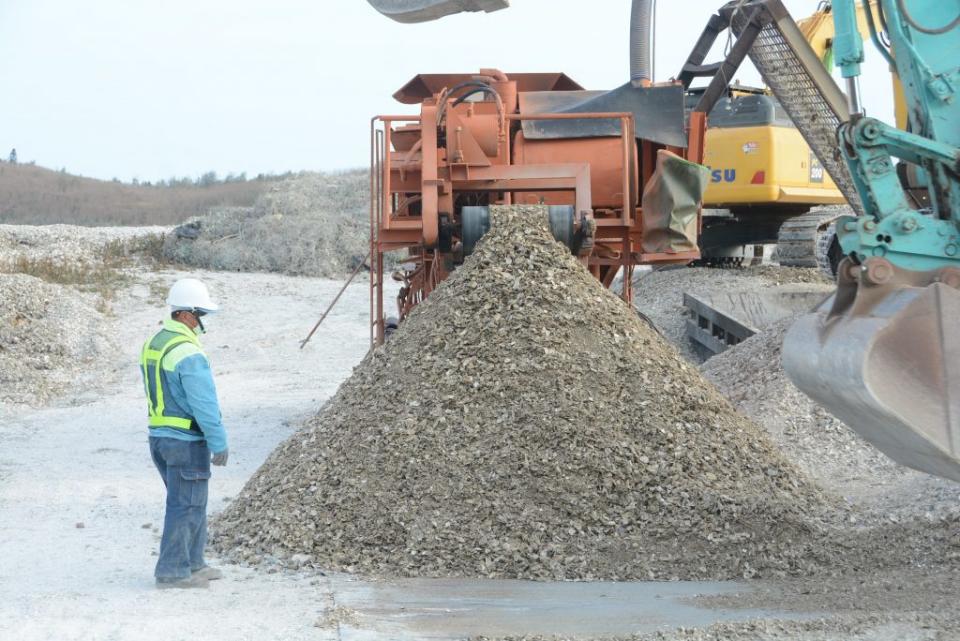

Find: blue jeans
149;436;211;581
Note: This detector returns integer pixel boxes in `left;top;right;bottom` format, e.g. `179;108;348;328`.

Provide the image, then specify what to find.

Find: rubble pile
0;274;114;405
163;171;372;277
701;317;902;486
215;205;833;581
0;224;165;268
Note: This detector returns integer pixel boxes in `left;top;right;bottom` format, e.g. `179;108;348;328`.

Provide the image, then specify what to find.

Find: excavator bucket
366;0;508;23
783;259;960;482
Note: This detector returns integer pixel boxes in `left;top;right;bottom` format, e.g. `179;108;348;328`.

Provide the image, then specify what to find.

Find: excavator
773;0;960;483
683;0;960;482
365;0;960;483
699;0;910;274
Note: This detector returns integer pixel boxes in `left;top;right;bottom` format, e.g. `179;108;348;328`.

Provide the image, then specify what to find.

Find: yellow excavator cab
703;93;845;208
697;0;905;272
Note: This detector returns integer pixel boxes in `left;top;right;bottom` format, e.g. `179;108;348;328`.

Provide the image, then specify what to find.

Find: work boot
191;565;223;581
156;574;210;590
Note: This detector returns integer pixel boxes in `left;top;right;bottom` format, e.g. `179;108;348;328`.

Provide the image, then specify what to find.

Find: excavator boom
779;0;960;481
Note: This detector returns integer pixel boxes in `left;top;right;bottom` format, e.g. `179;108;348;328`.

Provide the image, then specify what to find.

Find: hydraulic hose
862;0;896;68
895;0;959;35
630;0;654;86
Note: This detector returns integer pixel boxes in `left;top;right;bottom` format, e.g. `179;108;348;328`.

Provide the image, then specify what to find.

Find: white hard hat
166;278;219;313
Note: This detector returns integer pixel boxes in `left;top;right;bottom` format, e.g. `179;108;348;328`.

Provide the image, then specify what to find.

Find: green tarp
641;150;710;254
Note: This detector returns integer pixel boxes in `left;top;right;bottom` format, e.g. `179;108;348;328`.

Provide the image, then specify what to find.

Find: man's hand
212;449;229;466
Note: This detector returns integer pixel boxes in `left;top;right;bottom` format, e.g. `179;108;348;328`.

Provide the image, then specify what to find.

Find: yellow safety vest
140;327;203;433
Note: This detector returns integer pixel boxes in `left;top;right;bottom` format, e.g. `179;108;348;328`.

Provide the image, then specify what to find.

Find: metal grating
731;2;864;215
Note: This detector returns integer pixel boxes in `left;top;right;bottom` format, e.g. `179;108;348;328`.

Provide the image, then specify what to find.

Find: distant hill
0;162;283;226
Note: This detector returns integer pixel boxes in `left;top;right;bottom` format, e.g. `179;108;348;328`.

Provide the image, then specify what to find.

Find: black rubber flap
519;83;687;148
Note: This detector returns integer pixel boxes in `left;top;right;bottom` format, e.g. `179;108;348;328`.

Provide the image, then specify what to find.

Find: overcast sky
0;0;896;182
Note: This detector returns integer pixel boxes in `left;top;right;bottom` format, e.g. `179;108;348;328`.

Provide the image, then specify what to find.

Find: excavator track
775;208;847;275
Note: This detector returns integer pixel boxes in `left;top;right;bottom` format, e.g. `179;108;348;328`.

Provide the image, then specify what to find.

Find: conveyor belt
727;0;864;216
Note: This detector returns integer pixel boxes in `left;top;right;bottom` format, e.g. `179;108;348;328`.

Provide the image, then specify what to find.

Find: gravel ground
665;566;960;640
700;314;960;529
477;615;959;641
700;316;901;489
3;221;958;639
214;205;835;581
632;265;960;527
620;263;960;639
0;266;394;641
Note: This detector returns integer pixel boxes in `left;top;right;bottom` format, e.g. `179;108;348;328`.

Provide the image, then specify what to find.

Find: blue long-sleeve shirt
146;319;228;454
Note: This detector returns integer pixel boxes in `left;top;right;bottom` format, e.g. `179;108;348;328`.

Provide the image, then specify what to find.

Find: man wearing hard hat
141;278;229;589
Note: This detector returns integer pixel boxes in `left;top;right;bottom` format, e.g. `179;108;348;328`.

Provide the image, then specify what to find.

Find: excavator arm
782;0;960;482
673;0;960;482
796;0;909;129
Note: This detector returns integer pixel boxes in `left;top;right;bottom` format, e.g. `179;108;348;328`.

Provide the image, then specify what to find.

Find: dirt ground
0;269;373;641
1;264;958;641
674;566;960;640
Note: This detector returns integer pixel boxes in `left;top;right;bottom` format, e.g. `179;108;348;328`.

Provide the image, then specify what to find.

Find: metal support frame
683;292;753;354
714;0;863;213
692;7;765;115
452;162;594;220
678;14;728;89
837;117;960;271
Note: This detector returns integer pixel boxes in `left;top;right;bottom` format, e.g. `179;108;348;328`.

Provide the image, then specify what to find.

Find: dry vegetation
0;162;281;226
3;254;130;305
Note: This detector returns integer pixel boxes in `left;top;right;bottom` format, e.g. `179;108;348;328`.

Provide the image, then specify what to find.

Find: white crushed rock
0;223;163;406
700;316;901;488
0;224;167;267
628;262;960;582
163;170;375;277
0;273;116;405
699;315;960;529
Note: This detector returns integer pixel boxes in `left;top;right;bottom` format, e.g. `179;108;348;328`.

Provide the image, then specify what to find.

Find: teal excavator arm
783;0;960;481
830;0;960;269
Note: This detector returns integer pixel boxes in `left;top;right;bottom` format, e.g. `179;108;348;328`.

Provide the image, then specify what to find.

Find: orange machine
369;69;708;344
